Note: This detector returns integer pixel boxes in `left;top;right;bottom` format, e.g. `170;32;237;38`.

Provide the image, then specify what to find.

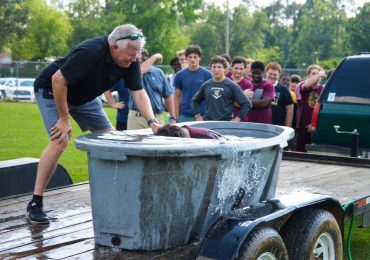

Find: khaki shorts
127;110;165;130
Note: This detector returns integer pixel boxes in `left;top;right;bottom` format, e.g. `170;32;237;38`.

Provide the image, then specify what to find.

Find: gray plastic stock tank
75;121;294;250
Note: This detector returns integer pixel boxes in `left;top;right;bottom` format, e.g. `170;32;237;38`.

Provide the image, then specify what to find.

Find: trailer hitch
333;125;359;157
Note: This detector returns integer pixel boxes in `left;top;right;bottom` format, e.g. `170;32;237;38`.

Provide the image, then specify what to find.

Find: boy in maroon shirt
247;61;275;124
296;64;326;152
156;124;225;140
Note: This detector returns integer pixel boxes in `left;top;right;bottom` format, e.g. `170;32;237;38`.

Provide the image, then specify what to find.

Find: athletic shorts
35;88;113;136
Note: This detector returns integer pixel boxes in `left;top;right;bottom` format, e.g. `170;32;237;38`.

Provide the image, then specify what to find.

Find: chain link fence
0;61;50;79
1;61;307;79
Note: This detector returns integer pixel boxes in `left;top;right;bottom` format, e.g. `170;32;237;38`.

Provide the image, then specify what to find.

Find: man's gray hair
108;24;146;50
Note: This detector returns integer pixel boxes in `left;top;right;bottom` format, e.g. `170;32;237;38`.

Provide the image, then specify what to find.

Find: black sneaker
26;201;50;224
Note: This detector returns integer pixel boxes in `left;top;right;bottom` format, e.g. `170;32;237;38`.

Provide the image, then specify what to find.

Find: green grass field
0;101;117;183
0;101;369;258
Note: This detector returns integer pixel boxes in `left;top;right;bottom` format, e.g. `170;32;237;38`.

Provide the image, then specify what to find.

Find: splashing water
214;150;266;214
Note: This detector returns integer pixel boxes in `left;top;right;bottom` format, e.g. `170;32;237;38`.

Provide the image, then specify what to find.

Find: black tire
238;227;288;260
281;208;342;260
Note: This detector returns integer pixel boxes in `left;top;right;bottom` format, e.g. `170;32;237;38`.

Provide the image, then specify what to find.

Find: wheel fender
198;218;261;260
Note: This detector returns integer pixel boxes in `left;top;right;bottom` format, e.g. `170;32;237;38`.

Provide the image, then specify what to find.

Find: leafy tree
262;0;302;66
230;7;269;59
347;2;370;54
188;5;225;64
188;4;269;64
11;0;72;61
0;0;28;52
67;0;109;47
96;0;201;64
290;0;347;68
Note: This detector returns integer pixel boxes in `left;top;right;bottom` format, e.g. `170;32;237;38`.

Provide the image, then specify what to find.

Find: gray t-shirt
192;78;252;121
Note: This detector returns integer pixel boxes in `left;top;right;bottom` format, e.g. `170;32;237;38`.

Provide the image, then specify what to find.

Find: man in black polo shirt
27;24;161;224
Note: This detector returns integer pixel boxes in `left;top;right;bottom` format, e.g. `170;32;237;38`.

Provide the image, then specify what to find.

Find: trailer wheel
238;227;288;260
281;208;342;260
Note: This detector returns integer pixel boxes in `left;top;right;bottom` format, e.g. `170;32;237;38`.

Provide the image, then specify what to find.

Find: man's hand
50;118;72;143
244;89;254;99
195;114;203;121
152;53;163;64
150;122;162;134
112;101;125;109
231;117;241;122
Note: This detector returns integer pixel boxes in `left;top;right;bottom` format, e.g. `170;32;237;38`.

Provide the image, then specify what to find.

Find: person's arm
244;89;254;99
140;54;163;75
131;89;161;133
285;104;293;127
191;89;204;121
164;95;177;124
252;82;274;108
174;88;182;119
104;90;124;109
302;70;326;90
233;86;252;121
50;70;71;143
252;96;273;108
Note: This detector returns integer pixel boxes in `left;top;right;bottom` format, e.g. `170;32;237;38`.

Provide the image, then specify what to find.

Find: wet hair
251;61;265;72
266;62;282;73
185;45;202;57
155;125;186;137
290;74;302;83
231;56;247;67
307;64;322;75
221;54;232;64
209;56;228;69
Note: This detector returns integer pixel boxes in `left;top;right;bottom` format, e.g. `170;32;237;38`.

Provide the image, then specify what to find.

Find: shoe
26;201;50;224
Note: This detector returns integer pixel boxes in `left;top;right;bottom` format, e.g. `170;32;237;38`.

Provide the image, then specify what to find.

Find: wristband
147;118;159;126
170;116;177;121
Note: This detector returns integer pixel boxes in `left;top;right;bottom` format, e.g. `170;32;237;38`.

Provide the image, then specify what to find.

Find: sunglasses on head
116;33;143;42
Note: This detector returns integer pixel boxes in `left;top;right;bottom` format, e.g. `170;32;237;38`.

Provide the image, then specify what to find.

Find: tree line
1;0;369;69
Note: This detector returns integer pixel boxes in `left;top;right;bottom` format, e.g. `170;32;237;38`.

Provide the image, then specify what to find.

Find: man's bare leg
26;139;68;224
34;139;68;195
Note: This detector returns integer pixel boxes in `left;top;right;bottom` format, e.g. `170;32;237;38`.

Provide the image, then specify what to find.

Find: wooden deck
0;159;369;259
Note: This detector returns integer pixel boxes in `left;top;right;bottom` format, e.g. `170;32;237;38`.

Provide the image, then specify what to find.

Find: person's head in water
155;124;190;138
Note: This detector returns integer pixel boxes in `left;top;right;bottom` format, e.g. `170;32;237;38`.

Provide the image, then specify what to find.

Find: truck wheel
281;208;342;260
238;227;288;260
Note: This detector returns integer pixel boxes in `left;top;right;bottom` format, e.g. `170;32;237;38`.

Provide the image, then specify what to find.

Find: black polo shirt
34;36;143;106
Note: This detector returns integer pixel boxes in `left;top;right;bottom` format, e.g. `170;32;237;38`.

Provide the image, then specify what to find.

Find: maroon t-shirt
296;82;324;128
228;77;253;122
247;80;275;124
182;125;224;140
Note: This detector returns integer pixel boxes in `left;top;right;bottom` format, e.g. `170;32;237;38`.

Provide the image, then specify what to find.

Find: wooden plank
0;211;92;245
0;229;94;259
0;222;92;252
0;195;91;232
277;160;370;204
0;183;90;208
70;241;200;260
